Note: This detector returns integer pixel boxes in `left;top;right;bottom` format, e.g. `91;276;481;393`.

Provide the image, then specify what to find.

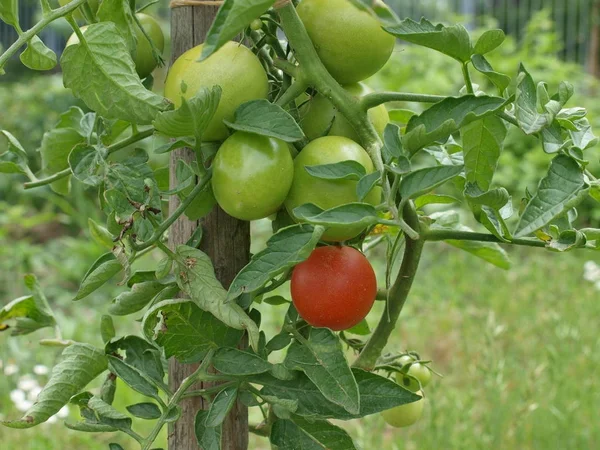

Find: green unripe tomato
250;19;263;31
212;132;294;221
164;41;269;142
65;25;88;47
395;370;420;393
408;363;432;388
59;0;100;22
298;83;389;143
397;354;415;367
297;0;396;84
133;13;165;79
284;136;380;241
381;391;424;428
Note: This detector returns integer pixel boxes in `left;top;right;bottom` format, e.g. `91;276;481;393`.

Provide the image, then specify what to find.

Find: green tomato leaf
107;355;160;399
0;295;55;336
109;281;166;316
403;95;506;154
305;160;366;181
142;299;243;363
473;29;505;55
227;224;324;301
270;417;358;450
515;155;588;237
126;402;161;420
61;22;169;124
224;99;304;142
2;344;107;429
195;410;222;450
0;0;19;28
40;126;86;195
201;0;275;61
266;333;293;352
414;193;459;209
154;86;221;140
462;115;507;192
357;171;381;202
382;123;403;162
64;421;117;433
74;253;123;301
346;319;370;336
256;369;420;420
19;35;57;71
69;144;107;186
284;328;360;415
97;0;137;55
175;245;260;352
86;396;132;432
383;18;473;63
514;64;550;135
546;229;587;252
470;54;510;95
100;315;115;344
204;386;238;428
0;130;29;174
213;347;272;376
108;444;125;450
400;164;464;200
464;183;510;211
105;335;165;386
570;118;598;151
293;203;380;228
88;218;115;250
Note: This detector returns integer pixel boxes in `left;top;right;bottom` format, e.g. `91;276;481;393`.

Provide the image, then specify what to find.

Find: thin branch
462;62;474;94
275;80;308;107
423;229;546;248
361;92;445;110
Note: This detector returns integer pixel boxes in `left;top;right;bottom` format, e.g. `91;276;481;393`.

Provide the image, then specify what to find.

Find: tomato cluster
159;0;398;335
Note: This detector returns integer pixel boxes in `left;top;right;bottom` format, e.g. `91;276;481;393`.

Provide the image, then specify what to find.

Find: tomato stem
360;92;445;109
423;229;547;248
353;202;424;371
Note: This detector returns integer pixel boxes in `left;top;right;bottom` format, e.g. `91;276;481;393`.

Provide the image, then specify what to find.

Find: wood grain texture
168;6;250;450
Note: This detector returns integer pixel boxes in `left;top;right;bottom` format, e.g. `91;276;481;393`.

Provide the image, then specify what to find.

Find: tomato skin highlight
297;0;396;84
164;41;269;142
212;132;294;221
291;246;377;331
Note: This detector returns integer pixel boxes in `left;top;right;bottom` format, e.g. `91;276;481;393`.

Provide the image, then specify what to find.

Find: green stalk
353;203;424;370
423;229;546;248
361;92;445;109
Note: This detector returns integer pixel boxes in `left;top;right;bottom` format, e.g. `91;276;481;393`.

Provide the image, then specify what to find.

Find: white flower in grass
14;399;33;412
10;389;26;404
33;364;49;375
583;260;600;283
4;364;18;376
18;375;39;392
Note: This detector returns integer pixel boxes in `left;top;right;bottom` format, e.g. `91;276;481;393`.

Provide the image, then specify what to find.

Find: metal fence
0;0;597;66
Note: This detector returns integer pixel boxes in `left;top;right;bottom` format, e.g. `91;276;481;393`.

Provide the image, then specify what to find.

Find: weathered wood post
168;2;250;449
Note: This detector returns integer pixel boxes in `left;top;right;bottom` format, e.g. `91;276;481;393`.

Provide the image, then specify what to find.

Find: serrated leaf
195;410;222;450
20;36;57;71
201;0;275;60
87;396;131;431
175;246;260;352
293;203;379;228
384;18;473;62
104;335;165;386
546;229;586;252
305;160;366;181
142;299;242;363
473;29;505;55
471;54;511;94
227;224;323;301
224;99;304;142
153;87;221;140
270;417;358;450
570;118;598;150
256;369;420;420
109;281;166;316
61;22;169;124
204;386;238;428
400;165;464;200
356;171;381;201
213;348;271;375
403;95;506;154
97;0;137;55
2;344;107;428
74;253;122;300
515;155;587;237
382;123;403;162
107;355;159;399
126;402;161;420
69;144;107;186
462;115;506;192
414;194;459;209
285;328;360;415
0;295;55;336
514;64;549;134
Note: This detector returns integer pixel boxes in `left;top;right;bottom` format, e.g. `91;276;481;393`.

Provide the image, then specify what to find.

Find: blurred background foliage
1;3;600;449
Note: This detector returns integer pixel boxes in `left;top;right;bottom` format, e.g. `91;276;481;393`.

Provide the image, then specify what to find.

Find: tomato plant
291;246;377;330
212;131;294;220
1;0;598;449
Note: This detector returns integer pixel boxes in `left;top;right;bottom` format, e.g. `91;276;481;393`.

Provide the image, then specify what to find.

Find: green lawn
1;239;599;450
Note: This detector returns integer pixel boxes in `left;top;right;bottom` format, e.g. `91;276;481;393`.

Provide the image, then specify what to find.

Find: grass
1;234;599;450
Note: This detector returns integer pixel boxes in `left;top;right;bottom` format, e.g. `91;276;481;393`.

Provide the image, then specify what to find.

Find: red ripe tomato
290;246;377;331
